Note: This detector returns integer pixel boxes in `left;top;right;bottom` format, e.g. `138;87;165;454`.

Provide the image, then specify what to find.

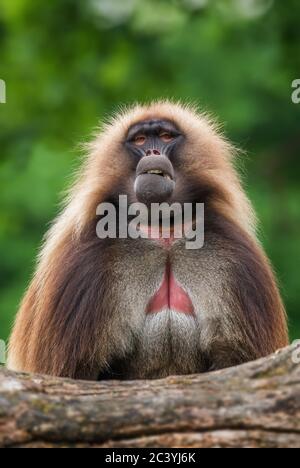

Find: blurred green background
0;0;299;343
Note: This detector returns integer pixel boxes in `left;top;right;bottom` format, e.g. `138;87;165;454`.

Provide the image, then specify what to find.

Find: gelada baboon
8;101;288;380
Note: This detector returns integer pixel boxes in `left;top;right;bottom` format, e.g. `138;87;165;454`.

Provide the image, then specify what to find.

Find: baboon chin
8;101;288;380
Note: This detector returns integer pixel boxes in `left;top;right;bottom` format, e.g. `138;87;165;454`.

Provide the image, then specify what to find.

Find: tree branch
0;344;299;448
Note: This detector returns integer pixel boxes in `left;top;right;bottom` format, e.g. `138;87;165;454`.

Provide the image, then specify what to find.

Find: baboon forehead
103;101;219;142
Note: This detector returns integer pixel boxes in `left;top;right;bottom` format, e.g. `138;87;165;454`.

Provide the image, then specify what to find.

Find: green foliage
0;0;299;342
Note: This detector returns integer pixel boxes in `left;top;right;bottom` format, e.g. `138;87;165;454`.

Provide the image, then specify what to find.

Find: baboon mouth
143;169;173;181
135;155;175;204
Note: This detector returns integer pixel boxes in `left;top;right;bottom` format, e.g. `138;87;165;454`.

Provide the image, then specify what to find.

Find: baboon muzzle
134;155;175;205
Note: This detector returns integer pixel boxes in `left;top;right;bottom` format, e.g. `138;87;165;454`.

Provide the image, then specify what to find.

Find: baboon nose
146;149;160;156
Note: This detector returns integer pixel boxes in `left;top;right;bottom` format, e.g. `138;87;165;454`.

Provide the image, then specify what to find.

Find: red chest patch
146;263;195;316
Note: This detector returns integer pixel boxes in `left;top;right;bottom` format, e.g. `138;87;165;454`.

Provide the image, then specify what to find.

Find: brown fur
7;101;288;379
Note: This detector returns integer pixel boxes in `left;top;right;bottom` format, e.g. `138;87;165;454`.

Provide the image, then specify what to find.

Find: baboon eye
159;132;174;143
134;134;147;146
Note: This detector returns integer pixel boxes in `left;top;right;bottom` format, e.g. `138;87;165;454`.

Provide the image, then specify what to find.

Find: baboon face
123;117;209;212
125;119;183;206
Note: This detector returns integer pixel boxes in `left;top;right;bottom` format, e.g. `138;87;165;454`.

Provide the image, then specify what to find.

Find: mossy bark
0;344;299;448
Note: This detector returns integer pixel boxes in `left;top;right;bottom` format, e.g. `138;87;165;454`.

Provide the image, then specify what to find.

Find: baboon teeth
147;170;164;175
145;170;172;181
